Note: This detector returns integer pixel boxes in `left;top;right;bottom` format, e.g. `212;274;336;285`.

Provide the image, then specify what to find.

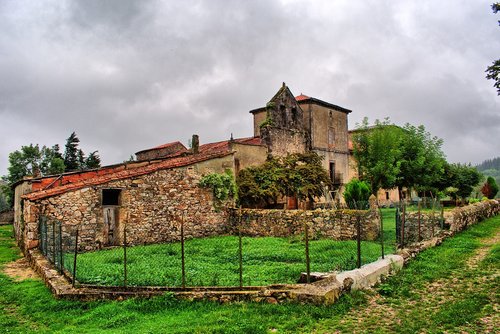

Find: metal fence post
440;206;444;230
181;213;186;289
72;228;79;288
58;222;63;274
400;203;406;248
52;221;56;264
379;208;384;259
418;201;422;242
304;221;311;284
238;212;244;288
356;214;361;269
123;223;127;288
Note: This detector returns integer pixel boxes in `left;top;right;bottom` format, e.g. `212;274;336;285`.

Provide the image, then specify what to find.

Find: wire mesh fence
395;200;446;248
37;209;393;289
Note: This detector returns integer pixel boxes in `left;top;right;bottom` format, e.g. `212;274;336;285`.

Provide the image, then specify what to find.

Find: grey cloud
1;0;499;175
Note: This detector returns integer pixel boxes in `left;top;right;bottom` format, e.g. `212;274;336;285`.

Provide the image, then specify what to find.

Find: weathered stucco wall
21;166;229;252
252;110;267;137
232;143;268;173
229;208;380;241
307;104;349;152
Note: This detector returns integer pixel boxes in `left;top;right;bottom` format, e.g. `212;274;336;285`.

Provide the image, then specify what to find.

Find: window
102;189;121;206
328;127;335;145
386;192;390;200
329;161;335;183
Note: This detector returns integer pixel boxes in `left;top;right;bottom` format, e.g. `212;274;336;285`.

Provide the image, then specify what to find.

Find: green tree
447;163;483;201
282;152;331;203
396;123;446;198
486;3;500;95
64;132;81;171
237;158;285;207
352;118;402;195
343;179;371;209
237;152;330;208
481;176;499;199
40;145;66;175
84;151;101;170
1;144;43;206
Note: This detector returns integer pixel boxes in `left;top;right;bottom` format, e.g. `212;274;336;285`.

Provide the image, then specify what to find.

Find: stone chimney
192;134;199;154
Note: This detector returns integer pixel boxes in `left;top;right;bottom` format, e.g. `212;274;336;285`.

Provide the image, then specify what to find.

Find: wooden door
103;207;117;245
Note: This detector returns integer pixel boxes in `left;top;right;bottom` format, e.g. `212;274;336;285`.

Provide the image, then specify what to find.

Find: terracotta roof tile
295;94;310;101
24;151;234;201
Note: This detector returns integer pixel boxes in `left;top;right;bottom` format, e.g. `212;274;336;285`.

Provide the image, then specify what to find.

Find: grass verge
0;212;497;333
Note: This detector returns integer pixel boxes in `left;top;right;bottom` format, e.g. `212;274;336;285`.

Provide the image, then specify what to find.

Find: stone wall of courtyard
228;208;381;241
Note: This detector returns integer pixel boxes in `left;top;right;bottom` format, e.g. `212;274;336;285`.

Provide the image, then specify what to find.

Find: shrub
343;179;371;209
481;176;499;199
199;170;237;209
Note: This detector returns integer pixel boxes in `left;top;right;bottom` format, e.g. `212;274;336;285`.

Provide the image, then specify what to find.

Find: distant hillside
477;157;500;171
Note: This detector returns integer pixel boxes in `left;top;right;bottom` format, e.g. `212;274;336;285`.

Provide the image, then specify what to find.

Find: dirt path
3;257;39;281
329;228;500;333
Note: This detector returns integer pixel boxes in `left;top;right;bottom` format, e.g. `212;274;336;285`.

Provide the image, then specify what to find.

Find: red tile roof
295;94;310;101
24;151;234;201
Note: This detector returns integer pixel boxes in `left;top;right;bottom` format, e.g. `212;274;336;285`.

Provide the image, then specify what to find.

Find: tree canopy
481;176;499;199
1;132;101;207
237;152;331;208
351;118;402;195
486;3;500;95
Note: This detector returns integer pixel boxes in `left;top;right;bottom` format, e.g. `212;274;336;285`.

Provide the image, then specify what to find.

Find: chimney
192;134;199;154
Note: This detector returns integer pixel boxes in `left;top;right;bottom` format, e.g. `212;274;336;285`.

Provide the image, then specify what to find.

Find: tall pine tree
64;132;81;172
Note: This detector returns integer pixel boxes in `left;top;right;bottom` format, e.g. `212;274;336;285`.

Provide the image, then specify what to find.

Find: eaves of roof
23;151;234;201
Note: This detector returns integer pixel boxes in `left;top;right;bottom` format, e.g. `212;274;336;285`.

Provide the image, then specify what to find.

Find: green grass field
68;214;396;287
0;211;498;333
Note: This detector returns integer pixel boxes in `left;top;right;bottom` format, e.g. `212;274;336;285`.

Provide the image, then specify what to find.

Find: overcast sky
1;0;499;175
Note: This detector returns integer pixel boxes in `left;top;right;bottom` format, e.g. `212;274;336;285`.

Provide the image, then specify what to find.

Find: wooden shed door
103;207;117;245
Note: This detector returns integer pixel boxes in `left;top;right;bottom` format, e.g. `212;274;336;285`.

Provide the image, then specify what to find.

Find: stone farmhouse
13;83;393;253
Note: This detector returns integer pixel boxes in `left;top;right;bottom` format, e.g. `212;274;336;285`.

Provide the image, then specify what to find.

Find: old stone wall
136;142;187;161
23;166;228;253
228;208;380;241
0;210;13;225
261;127;307;157
447;200;500;232
401;211;442;244
401;200;500;245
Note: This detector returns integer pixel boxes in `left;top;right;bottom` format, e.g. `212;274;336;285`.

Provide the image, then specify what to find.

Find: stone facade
20;160;232;253
229;208;380;241
251;84;352;202
135;141;188;161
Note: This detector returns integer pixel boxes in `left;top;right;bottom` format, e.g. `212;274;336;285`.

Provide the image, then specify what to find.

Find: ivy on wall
199;170;238;210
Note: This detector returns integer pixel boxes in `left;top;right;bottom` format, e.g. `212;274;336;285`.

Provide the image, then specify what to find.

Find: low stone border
22;201;499;305
26;246;402;305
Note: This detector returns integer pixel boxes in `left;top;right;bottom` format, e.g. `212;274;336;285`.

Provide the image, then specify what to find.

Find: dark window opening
329;161;335;183
291;107;297;124
386;192;390;200
102;189;121;206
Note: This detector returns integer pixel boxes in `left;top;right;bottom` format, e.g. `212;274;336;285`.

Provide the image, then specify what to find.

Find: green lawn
1;211;496;333
68;233;391;287
64;209;397;287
